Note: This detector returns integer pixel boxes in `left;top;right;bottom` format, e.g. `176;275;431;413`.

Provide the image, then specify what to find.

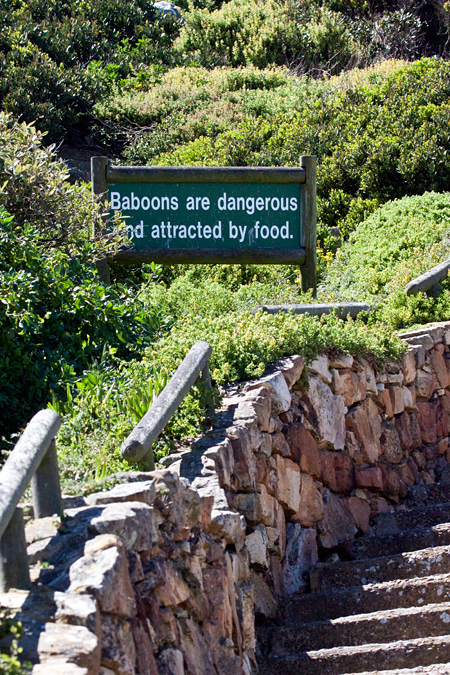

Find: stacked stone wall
10;321;450;675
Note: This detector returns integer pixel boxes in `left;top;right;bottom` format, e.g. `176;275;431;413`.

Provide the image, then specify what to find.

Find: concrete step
372;502;450;535
260;602;450;653
353;523;450;559
282;573;450;625
310;544;450;592
258;634;450;675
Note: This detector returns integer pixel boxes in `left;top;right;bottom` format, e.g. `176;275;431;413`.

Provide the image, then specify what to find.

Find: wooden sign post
91;156;317;292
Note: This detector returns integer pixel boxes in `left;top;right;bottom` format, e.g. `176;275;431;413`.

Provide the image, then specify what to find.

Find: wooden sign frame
91;156;317;292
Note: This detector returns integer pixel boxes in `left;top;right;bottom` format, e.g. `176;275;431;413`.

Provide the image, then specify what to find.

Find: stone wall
7;321;450;675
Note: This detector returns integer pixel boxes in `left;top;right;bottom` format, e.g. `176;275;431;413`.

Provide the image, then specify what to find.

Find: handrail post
200;362;215;418
0;508;31;592
31;439;63;519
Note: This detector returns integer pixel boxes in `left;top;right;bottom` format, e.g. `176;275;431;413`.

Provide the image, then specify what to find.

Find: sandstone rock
259;433;272;457
345;431;363;465
251;571;277;619
54;592;100;637
417;400;440;444
86;481;156;507
360;360;378;396
226;426;257;492
245;524;268;570
307;376;346;450
232;387;271;431
202;564;233;642
270;355;305;388
236;581;255;652
430;345;450;388
333;453;355;493
231;485;276;527
394;413;413;452
292;473;324;527
37;623;100;675
273;499;286;557
178;618;216;675
402;349;417;385
210;510;245;551
355;466;383;491
281;524;318;595
100;616;136;675
284;422;322;478
343;496;371;533
32;661;88;675
380;420;404;463
329;355;354;369
275;455;301;514
254;452;268;484
269;554;283;596
258;372;291;413
201;440;234;491
381;465;407;502
25;517;59;544
88;501;163;551
271;430;291;457
157;649;185;675
308;355;332;384
345;398;382;464
132;617;158;675
332;368;365;407
399;463;416;486
267;416;282;434
415;369;435;399
368;495;393;518
377;386;394;418
265;527;282;556
266;455;278;497
154;562;191;607
388;386;405;416
320;450;337;491
408;413;422;449
317;489;357;549
68;544;136;618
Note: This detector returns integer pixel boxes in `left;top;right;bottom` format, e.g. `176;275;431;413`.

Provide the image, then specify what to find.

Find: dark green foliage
0;0;182;142
0;211;167;439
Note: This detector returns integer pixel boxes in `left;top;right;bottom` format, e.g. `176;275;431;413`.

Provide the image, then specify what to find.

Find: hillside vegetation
2;0;450;488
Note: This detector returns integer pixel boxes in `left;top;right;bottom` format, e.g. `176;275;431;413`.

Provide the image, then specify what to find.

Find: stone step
283;573;450;625
260;602;450;654
372;502;450;535
310;544;450;592
407;483;450;507
258;634;450;675
353;523;450;559
344;666;450;675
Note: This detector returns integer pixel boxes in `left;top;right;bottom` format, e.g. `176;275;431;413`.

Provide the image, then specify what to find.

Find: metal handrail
0;409;62;592
121;341;213;466
405;259;450;296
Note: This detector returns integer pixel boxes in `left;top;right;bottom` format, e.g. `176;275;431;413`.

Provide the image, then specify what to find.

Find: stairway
257;483;450;675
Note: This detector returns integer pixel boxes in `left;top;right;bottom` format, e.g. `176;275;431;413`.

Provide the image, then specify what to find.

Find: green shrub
0;212;168;440
175;0;307;68
0;609;30;675
142;59;450;259
319;191;450;329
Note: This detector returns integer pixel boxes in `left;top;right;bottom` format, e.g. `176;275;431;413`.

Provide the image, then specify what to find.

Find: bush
319;191;450;329
141;59;450;258
0;114;125;261
0;212;168;441
174;0;307;68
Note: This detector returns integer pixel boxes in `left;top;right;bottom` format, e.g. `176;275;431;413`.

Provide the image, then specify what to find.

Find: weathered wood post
0;508;31;592
31;438;63;519
0;409;61;592
299;155;317;295
91;155;110;285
